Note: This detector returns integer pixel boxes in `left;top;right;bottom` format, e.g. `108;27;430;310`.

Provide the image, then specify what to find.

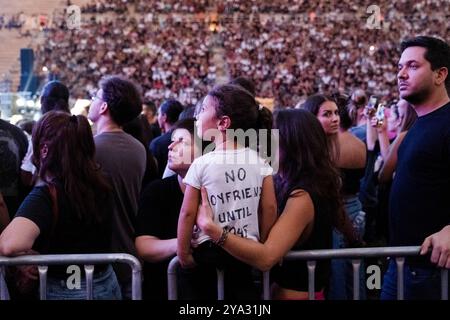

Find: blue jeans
381;260;446;300
45;265;122;300
328;195;367;300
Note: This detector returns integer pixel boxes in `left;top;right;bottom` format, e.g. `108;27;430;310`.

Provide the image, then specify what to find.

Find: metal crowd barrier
0;253;142;300
167;246;449;300
167;256;227;300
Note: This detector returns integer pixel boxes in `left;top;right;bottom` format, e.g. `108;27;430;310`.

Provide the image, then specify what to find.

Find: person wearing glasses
88;75;146;299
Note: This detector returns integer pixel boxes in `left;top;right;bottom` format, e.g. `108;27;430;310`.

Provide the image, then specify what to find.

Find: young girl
177;84;277;299
196;109;355;299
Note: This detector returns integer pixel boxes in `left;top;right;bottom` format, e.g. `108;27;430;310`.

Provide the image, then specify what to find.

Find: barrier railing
0;253;142;300
167;256;227;300
167;246;449;300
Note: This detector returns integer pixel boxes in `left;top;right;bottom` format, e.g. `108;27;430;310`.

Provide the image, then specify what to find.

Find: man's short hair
143;100;157;115
99;76;142;126
401;36;450;92
229;76;256;96
40;80;70;114
159;99;184;125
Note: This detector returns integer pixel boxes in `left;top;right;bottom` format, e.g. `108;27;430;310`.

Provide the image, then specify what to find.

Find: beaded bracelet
215;227;230;247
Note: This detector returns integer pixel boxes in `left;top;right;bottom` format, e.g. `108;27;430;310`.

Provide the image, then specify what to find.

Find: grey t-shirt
94;131;146;282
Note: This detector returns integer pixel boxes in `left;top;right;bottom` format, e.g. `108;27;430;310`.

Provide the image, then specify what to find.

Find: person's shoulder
149;132;166;152
123;132;146;151
340;130;364;144
242;147;264;158
442;102;450;120
426;101;450;119
142;175;178;196
20;185;51;208
93;133;112;155
93;132;109;144
243;147;258;155
426;102;450;135
0;119;27;144
29;185;50;196
190;150;216;166
151;131;170;144
242;147;271;167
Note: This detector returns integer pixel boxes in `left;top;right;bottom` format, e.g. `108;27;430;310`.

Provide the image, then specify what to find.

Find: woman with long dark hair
196;109;354;299
0;111;121;300
302;93;366;299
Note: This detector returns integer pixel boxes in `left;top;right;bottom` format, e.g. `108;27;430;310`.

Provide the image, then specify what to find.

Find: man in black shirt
381;36;450;300
135;118;201;300
150;99;184;177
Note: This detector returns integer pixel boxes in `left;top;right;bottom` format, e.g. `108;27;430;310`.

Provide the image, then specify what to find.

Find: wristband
215;227;230;247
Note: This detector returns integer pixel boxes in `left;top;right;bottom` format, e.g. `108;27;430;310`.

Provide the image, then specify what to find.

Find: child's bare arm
177;185;201;268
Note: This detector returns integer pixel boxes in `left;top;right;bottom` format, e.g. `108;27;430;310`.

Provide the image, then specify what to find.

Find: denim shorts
45;265;122;300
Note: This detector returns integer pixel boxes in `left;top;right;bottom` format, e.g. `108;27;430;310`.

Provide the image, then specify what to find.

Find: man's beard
400;85;431;106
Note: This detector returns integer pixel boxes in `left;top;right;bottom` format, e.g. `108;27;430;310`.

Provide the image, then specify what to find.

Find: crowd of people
220;0;449;107
81;0;211;14
134;0;211;14
0;35;449;301
0;0;449;302
0;13;25;30
81;0;131;14
34;14;214;106
25;0;448;108
218;0;449;14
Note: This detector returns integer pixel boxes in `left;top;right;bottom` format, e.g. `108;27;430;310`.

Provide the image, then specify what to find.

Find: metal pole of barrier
217;269;225;300
0;266;9;300
131;263;142;300
262;271;270;300
85;265;94;300
284;246;421;260
167;256;179;300
307;260;316;300
0;253;142;300
396;257;405;300
38;265;48;300
441;269;448;300
352;259;361;300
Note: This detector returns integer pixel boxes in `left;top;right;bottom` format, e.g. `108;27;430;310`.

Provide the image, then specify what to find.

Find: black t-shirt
0;119;28;216
359;143;381;209
15;185;113;277
271;183;333;292
340;167;365;196
389;103;450;258
149;131;172;178
135;175;184;300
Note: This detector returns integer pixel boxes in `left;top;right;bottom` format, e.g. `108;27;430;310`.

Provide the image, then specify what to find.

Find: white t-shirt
20;133;36;174
184;147;273;246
